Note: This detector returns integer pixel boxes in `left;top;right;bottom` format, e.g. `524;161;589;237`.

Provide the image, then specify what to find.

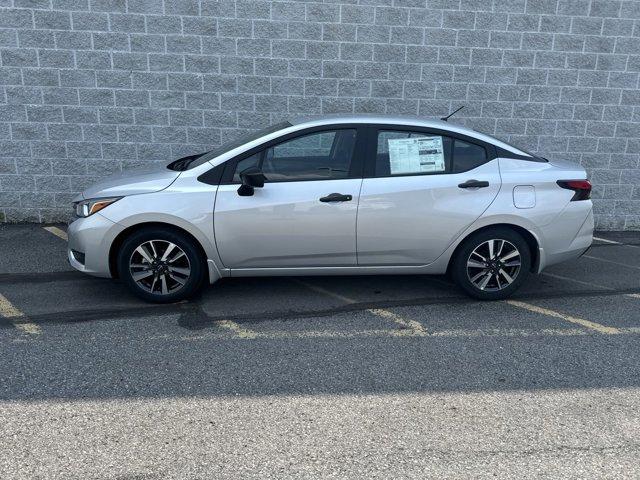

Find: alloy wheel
129;240;191;295
466;239;521;292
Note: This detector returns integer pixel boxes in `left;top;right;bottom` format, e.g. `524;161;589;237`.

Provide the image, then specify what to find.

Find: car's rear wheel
117;227;206;303
451;228;531;300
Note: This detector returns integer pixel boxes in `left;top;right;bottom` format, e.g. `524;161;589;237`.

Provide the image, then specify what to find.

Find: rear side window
374;130;490;177
452;140;488;173
375;130;452;177
232;129;357;183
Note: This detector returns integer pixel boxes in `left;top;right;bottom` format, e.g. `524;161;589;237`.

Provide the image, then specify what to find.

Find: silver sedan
68;115;593;302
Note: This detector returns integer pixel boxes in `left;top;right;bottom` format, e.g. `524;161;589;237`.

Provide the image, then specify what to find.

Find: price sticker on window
388;136;445;175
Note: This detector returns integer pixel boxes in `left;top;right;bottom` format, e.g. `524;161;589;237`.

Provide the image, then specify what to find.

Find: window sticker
387;136;445;175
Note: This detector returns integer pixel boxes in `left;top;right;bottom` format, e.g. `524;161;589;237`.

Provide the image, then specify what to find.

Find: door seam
354;178;364;266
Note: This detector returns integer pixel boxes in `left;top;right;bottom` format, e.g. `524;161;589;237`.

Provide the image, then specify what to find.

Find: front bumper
67;213;125;278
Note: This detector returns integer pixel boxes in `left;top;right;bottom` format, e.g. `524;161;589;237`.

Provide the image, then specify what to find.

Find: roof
288;114;530;156
290;114;454;129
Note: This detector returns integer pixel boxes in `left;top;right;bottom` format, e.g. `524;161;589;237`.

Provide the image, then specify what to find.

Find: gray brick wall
0;0;639;229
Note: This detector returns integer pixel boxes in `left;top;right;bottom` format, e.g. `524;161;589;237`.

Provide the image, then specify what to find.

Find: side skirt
227;264;446;278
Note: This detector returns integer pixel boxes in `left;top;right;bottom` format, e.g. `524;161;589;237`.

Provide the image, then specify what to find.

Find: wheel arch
108;222;209;279
447;223;540;274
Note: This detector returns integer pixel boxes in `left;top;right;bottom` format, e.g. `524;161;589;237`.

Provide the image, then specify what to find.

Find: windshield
173;121;292;171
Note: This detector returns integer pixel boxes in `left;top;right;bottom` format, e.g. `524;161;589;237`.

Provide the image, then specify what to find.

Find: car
68;114;593;303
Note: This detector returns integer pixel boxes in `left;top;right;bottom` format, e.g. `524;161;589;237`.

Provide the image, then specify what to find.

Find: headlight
74;197;121;217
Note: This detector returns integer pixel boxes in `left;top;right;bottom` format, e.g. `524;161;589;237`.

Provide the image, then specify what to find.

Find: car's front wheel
117;227;206;303
451;228;531;300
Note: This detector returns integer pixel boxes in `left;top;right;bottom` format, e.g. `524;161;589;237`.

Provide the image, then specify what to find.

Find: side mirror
237;166;266;196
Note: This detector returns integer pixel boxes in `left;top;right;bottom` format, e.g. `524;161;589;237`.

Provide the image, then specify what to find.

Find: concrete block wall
0;0;639;228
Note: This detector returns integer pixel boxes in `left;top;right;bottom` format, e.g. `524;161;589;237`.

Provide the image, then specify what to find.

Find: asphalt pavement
0;224;639;479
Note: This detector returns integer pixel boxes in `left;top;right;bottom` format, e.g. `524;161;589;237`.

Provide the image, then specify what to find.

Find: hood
79;161;181;200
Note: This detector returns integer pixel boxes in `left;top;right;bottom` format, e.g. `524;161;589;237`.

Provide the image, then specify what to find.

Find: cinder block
236;0;271;19
55;31;92;50
43;87;79;105
589;1;622;18
342;5;375;25
71;12;109;31
323;24;356;42
110;13;146;32
306;3;340;23
148;54;184;72
127;0;163;13
237;76;270;94
147;15;182;34
287;22;321;41
166;35;202;54
63;106;99;124
78;89;114;106
23;69;60;87
34;10;71;30
539;15;571;33
149;91;185;108
185;92;220;109
0;9;33;29
18;31;54;49
272;2;306;21
2;49;38;67
27;105;63;123
76;51;112;70
130;34;165;53
165;0;199;16
375;7;409;27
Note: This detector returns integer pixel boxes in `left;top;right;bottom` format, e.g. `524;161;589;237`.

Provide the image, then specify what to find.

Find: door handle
458;179;489;189
319;193;353;202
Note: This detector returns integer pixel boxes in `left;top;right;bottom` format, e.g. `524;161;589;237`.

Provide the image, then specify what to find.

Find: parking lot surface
1;224;639;479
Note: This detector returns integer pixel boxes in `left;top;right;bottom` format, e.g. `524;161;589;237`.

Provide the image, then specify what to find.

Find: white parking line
0;293;41;335
542;272;640;300
43;226;68;241
506;300;620;335
366;308;427;336
167;324;640;343
593;236;621;245
593;236;638;249
542;272;613;291
215;320;257;339
291;278;427;336
293;280;357;305
583;255;640;270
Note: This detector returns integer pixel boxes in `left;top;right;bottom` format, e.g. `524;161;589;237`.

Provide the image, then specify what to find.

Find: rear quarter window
452;140;488;173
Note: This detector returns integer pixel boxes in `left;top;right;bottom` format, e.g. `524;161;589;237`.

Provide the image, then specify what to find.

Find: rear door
356;126;501;266
214;127;364;268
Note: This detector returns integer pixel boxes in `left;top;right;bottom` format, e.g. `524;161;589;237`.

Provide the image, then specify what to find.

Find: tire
451;227;531;301
117;227;206;303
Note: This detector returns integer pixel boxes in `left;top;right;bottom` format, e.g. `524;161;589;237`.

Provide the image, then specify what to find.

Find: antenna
440;105;464;122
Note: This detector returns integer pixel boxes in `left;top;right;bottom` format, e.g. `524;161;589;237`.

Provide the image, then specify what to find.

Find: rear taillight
557;179;592;201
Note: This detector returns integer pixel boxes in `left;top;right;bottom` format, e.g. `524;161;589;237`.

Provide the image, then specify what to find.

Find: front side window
375;130;452;177
232;152;260;183
233;129;357;183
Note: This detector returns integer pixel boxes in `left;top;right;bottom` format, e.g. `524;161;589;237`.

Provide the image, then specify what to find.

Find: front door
214;128;363;269
356;127;501;265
